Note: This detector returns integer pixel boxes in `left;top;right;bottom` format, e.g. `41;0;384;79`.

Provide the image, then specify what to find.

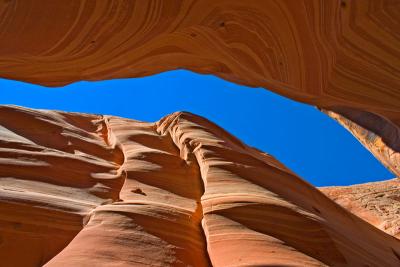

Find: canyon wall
0;1;399;265
320;178;400;240
1;105;400;267
0;0;399;175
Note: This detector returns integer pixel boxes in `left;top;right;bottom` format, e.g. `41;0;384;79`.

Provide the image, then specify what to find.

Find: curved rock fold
0;106;399;266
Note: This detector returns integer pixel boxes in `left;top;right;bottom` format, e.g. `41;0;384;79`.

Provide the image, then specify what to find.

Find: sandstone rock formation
0;0;399;176
1;105;400;267
320;178;400;240
323;109;400;178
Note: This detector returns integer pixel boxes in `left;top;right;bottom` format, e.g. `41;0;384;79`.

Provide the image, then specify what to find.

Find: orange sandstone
320;178;400;240
0;105;399;266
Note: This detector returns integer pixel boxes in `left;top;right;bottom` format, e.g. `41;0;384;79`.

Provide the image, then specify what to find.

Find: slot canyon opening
0;69;393;186
1;1;399;265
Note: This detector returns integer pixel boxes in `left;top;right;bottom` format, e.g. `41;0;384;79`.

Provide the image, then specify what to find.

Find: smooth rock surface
1;105;400;266
0;106;124;266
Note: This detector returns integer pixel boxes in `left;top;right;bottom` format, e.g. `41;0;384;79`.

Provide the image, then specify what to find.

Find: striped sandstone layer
0;0;399;176
1;105;400;266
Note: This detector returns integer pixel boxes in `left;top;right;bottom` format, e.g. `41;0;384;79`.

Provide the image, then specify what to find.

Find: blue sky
0;70;393;186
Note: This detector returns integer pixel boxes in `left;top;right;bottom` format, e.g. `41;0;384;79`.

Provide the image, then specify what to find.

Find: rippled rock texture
321;178;400;240
1;105;400;267
0;0;399;177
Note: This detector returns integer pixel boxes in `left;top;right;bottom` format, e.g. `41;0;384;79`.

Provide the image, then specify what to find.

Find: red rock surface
1;105;400;267
320;178;400;240
0;0;399;175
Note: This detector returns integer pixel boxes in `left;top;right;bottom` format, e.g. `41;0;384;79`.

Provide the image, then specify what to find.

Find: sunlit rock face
0;0;399;175
0;106;125;266
320;178;400;240
1;105;400;267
